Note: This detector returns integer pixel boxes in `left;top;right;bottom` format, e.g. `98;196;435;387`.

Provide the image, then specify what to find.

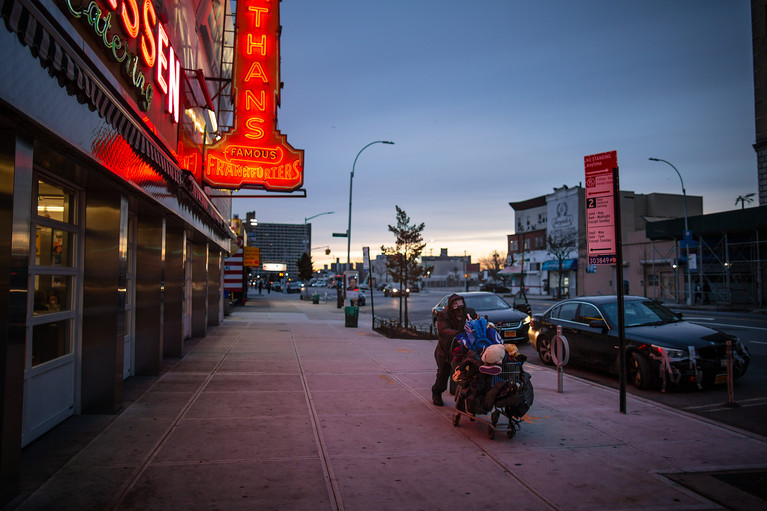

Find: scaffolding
646;207;767;308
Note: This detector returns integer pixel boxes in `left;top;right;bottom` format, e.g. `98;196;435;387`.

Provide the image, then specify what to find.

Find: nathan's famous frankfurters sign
61;0;182;146
204;0;304;191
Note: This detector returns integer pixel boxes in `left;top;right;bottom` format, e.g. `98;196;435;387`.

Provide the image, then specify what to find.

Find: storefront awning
542;259;577;271
499;265;522;275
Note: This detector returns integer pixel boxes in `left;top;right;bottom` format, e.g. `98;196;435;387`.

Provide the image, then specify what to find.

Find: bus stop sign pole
613;166;627;414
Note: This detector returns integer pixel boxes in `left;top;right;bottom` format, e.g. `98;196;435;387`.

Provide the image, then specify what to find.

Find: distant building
245;218;310;279
422;249;475;288
752;0;767;206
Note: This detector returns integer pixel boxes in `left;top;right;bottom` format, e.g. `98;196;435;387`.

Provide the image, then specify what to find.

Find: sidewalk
7;294;767;510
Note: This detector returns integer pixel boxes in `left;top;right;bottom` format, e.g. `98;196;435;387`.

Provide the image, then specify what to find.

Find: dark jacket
435;294;467;359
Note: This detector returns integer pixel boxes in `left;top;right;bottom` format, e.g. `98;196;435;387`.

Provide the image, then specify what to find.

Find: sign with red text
585;151;618;265
203;0;304;191
60;0;182;146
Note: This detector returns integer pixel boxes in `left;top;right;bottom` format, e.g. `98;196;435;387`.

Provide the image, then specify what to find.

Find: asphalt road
357;287;767;438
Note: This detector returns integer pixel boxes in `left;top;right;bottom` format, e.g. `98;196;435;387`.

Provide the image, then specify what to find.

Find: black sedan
479;281;510;293
528;295;751;390
383;283;409;297
431;291;531;344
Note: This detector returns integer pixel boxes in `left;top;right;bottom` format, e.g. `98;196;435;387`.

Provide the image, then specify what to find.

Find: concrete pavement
6;293;767;510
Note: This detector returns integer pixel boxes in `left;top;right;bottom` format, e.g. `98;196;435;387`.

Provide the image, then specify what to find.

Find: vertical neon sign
204;0;304;191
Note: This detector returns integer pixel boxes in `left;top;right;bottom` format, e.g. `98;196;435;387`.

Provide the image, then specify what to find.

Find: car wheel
628;352;655;390
537;335;554;366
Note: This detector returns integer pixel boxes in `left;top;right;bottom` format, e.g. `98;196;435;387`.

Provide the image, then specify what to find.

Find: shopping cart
451;353;533;440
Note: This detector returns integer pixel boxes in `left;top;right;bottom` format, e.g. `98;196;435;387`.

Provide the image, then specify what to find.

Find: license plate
503;330;516;338
715;373;728;385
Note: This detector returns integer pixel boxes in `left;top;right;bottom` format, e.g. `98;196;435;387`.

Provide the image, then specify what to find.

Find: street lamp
305;211;334;224
303;211;334;256
346;140;394;273
649;157;692;305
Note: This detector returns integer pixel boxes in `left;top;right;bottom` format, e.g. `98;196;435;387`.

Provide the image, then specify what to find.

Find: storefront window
35;226;72;266
33;275;71;314
36;180;75;224
31;320;72;367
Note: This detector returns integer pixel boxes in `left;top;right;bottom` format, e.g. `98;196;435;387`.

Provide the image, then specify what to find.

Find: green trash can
312;294;320;304
344;306;359;327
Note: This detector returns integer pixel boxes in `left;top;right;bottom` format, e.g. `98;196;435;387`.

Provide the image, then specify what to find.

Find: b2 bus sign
585;151;618;265
204;0;304;191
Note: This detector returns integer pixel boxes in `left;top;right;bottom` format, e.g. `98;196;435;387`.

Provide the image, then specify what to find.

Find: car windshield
464;294;511;311
601;300;681;327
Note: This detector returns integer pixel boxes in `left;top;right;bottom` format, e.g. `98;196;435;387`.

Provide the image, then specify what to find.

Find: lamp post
649;158;692;305
305;211;334;225
346;140;394;273
304;211;334;258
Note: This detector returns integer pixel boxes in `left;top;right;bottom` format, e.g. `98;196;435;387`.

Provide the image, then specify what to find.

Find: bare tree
477;251;503;281
381;206;426;327
546;230;577;298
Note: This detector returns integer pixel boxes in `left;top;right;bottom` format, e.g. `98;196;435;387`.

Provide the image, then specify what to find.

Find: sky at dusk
232;0;756;270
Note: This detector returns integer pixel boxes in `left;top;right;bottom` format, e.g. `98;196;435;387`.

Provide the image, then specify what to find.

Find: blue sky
233;0;756;269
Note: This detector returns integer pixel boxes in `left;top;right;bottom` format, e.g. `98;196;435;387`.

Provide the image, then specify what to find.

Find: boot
432;392;444;406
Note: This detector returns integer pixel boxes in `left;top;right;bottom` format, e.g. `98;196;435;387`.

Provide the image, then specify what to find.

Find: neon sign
204;0;304;191
64;0;181;122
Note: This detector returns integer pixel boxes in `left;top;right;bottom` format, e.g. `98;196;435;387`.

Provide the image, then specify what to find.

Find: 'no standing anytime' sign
585;151;618;265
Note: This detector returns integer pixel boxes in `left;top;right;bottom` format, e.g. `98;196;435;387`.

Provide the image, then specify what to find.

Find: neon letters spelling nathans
64;0;181;122
203;0;304;191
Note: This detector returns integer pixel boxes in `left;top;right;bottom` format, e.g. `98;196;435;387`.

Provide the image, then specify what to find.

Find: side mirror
589;319;608;331
515;304;532;315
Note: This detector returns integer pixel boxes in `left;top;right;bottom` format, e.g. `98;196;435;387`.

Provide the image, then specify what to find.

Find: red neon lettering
156;23;168;93
244;90;265;111
106;0;118;9
167;46;180;123
243;62;268;83
244;117;265;140
247;6;269;27
246;34;267;56
140;0;156;67
120;0;139;39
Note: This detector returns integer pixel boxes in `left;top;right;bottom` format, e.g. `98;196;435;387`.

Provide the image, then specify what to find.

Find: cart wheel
488;426;495;440
453;413;461;427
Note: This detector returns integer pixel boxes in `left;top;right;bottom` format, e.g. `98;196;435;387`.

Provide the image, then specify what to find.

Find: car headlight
652;345;688;361
523;315;531;325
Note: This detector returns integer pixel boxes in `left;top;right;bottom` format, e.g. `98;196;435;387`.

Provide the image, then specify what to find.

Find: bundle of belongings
451;316;533;417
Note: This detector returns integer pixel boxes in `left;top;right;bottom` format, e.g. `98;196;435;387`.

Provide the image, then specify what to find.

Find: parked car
479;281;510;293
383;283;410;297
528;295;751;390
431;291;531;344
286;281;305;294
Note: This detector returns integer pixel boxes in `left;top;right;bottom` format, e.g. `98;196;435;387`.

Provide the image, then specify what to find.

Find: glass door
23;176;80;446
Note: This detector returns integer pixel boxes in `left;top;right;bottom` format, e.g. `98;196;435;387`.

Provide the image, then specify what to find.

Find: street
345;286;767;438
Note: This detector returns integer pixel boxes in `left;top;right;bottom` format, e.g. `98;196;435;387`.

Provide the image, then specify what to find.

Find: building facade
422;248;475;288
0;0;236;502
508;186;703;300
753;0;767;206
246;222;310;280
